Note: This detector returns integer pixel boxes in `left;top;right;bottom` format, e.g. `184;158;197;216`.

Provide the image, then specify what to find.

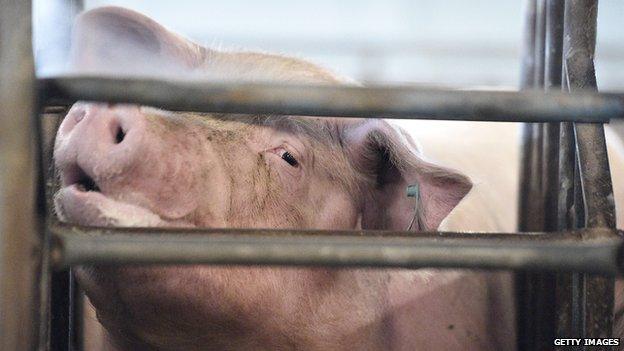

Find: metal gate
1;0;623;350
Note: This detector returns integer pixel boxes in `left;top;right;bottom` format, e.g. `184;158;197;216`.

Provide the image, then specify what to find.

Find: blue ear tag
406;184;422;231
406;184;419;198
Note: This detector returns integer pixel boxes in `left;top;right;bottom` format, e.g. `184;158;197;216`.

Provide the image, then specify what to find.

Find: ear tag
406;184;424;231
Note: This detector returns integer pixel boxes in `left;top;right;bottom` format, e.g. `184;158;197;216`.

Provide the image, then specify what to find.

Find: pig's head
53;7;472;350
55;6;471;233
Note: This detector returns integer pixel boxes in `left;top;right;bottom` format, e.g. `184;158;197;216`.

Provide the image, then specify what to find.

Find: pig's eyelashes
269;147;300;168
281;151;299;167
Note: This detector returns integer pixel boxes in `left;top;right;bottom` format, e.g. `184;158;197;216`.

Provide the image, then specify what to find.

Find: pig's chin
54;184;194;228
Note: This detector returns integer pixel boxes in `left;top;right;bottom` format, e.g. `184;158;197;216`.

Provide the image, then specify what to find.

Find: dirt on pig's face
54;104;361;231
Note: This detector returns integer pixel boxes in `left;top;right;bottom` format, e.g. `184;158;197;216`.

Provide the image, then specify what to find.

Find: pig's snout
59;103;138;151
55;103;148;188
54;103;200;226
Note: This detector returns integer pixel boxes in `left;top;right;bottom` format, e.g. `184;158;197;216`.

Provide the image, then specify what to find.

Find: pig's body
54;7;622;351
417;120;624;231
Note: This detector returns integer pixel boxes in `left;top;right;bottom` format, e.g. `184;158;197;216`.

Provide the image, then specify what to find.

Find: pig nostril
74;108;86;123
115;126;126;144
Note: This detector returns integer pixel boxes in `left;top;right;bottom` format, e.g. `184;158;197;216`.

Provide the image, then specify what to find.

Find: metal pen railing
0;0;621;350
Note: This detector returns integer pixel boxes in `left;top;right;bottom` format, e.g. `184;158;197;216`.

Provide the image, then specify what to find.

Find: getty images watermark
554;338;620;347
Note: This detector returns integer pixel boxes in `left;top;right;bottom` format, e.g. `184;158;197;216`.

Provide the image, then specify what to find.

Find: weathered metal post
0;0;42;350
563;0;616;341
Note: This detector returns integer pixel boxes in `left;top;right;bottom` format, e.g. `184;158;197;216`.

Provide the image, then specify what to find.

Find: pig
52;6;622;351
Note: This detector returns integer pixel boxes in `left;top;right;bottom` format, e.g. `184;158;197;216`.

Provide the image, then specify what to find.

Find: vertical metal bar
543;0;564;232
46;119;71;350
69;271;84;351
519;0;546;233
518;2;540;228
563;0;615;342
520;0;537;90
533;0;547;89
41;108;67;351
543;123;561;233
518;0;570;348
35;1;85;348
50;269;71;351
557;121;582;341
533;2;562;349
0;1;41;351
541;0;583;344
517;1;544;349
537;2;566;348
558;122;576;230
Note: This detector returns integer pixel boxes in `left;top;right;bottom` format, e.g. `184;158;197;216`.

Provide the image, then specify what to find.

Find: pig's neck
94;267;394;351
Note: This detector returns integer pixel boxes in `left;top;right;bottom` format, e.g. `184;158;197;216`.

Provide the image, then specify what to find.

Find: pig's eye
281;151;299;167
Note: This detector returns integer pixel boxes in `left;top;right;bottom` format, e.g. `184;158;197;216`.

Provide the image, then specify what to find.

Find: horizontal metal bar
39;76;624;122
50;224;624;275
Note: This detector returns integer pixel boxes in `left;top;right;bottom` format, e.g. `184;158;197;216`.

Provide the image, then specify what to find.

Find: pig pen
1;0;624;350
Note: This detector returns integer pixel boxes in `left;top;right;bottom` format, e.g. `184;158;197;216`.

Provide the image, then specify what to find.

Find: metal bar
68;270;84;351
572;91;615;228
516;2;538;347
48;225;624;275
50;269;71;351
525;0;558;347
543;123;560;231
558;122;576;230
39;76;624;123
0;1;41;351
517;0;539;229
519;0;537;90
563;0;616;342
546;0;583;342
543;0;565;232
529;1;567;348
517;1;554;349
40;109;67;351
539;0;572;346
533;0;546;88
520;123;545;232
34;1;85;347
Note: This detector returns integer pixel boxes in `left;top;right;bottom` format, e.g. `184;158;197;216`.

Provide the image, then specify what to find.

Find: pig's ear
69;6;206;75
344;120;472;231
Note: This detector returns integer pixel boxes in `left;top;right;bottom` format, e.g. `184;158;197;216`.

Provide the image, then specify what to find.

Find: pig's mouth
55;165;193;228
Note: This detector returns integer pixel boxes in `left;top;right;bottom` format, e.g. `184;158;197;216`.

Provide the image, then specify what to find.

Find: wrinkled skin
53;7;520;351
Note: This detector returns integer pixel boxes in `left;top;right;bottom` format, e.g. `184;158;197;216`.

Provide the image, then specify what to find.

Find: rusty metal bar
543;0;564;232
48;224;624;275
539;0;584;345
563;0;616;342
575;123;615;227
557;114;578;344
0;1;41;351
558;122;576;230
39;76;624;123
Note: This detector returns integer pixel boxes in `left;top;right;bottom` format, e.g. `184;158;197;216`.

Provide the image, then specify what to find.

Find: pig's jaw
54;184;193;227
